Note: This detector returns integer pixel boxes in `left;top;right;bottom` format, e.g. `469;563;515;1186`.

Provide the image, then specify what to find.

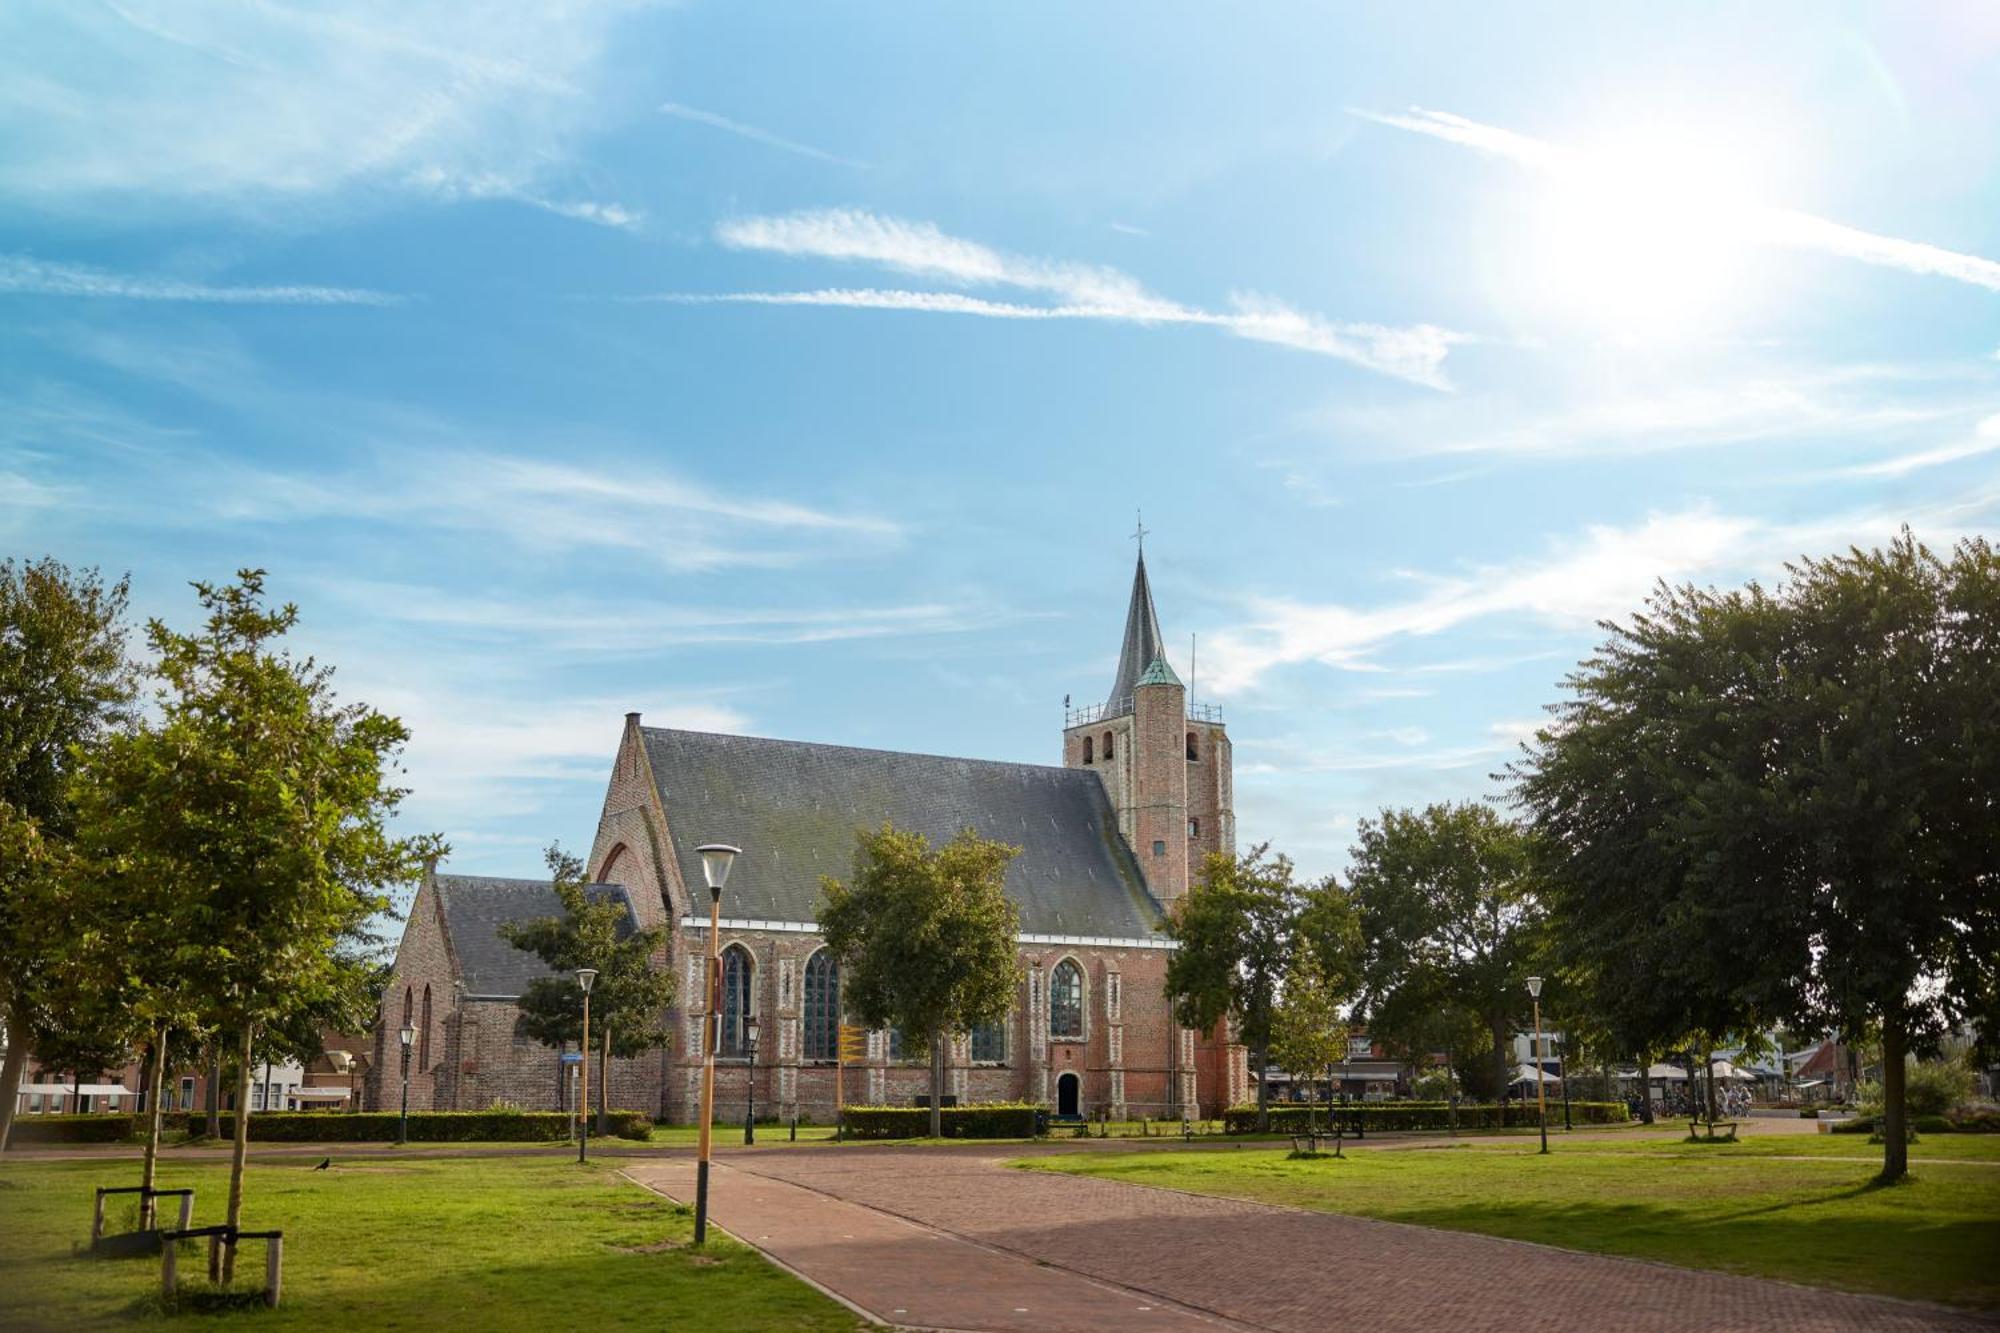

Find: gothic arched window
419;985;433;1070
803;951;839;1061
1102;730;1114;760
971;1019;1007;1063
1186;731;1199;761
1050;960;1084;1039
721;945;754;1057
1082;735;1094;763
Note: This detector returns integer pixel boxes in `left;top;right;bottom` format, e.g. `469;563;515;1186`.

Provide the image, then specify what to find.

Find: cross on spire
1132;509;1149;555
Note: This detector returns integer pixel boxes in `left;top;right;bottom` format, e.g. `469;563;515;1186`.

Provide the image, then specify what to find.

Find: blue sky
4;2;1997;885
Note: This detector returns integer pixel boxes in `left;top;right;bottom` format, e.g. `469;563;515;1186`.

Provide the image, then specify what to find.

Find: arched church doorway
1056;1071;1080;1118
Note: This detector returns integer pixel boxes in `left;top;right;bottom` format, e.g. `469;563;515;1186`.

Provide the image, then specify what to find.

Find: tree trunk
1880;1018;1908;1183
1704;1044;1718;1122
204;1044;221;1139
597;1026;611;1137
0;997;29;1157
1635;1050;1654;1124
1491;1022;1510;1113
141;1023;169;1229
222;1025;254;1283
1445;1040;1459;1136
928;1030;945;1139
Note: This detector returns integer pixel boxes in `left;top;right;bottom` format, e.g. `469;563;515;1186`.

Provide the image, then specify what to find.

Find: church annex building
367;554;1250;1122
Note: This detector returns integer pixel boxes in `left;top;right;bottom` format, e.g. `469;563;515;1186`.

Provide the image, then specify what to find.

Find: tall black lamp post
576;967;598;1164
743;1015;761;1145
1526;977;1549;1155
397;1022;416;1145
693;842;740;1246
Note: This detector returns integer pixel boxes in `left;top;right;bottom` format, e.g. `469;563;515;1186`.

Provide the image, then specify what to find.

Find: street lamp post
576;967;598;1165
397;1023;416;1145
693;843;740;1246
743;1016;761;1145
1526;977;1549;1155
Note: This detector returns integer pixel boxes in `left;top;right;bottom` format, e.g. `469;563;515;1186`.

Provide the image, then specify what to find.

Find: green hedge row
839;1103;1041;1139
7;1114;139;1145
1224;1101;1631;1134
1831;1112;1998;1135
172;1110;653;1142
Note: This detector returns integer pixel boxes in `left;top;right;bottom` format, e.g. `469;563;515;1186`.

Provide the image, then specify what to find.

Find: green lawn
1492;1128;2000;1162
1021;1141;2000;1308
0;1156;863;1331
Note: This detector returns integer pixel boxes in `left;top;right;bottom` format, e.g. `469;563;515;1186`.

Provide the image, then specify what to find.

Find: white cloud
1201;497;1998;694
0;1;639;220
0;254;400;305
1358;106;2000;294
691;208;1464;388
659;102;864;168
1834;412;2000;478
406;168;639;230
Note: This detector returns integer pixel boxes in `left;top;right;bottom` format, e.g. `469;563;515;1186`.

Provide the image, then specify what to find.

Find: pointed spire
1106;551;1170;711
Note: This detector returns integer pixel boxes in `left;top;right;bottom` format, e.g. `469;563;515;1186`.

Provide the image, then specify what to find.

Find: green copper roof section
1136;655;1182;688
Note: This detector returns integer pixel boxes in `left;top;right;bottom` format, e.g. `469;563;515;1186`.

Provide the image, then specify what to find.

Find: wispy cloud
406;168;639;230
1202;496;2000;694
1;2;638;220
0;255;400;305
1356;106;2000;294
662;209;1465;388
1833;411;2000;478
659;102;865;168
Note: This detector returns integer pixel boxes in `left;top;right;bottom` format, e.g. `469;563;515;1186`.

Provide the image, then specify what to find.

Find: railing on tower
1064;696;1224;728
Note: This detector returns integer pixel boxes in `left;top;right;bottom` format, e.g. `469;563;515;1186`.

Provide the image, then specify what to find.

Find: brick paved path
635;1143;1993;1333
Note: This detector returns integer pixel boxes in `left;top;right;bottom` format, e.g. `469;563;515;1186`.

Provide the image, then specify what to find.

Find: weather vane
1132;509;1149;555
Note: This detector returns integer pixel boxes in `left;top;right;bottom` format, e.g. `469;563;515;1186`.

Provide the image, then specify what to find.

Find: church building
367;552;1249;1122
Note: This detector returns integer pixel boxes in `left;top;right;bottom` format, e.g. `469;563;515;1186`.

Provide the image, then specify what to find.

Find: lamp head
1526;976;1544;999
398;1023;416;1048
576;967;598;995
696;843;741;900
745;1015;760;1045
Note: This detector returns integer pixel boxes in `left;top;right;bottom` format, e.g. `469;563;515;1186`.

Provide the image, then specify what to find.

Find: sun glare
1525;133;1770;342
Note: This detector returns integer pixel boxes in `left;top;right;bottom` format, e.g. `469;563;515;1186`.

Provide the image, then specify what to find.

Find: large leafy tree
1513;533;2000;1181
83;571;439;1276
0;559;136;1158
1165;845;1308;1129
818;824;1020;1139
1347;803;1543;1102
502;846;674;1132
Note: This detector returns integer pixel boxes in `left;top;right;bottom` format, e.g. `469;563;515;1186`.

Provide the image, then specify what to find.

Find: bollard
264;1235;283;1308
789;1116;796;1143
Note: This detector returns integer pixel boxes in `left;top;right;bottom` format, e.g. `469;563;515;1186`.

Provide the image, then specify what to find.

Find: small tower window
1102;730;1114;760
1186;731;1199;761
1188;817;1200;838
1152;840;1166;856
1082;736;1094;764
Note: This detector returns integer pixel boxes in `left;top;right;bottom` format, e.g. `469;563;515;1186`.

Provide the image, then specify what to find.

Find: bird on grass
313;1157;330;1172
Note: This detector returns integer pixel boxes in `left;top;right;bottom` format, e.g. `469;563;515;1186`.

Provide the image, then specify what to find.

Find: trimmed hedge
171;1110;653;1142
1832;1110;1999;1135
839;1103;1041;1140
1223;1101;1630;1134
7;1113;139;1145
1948;1110;2000;1134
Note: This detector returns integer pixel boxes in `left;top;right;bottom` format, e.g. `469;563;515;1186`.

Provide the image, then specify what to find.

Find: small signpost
835;1024;866;1139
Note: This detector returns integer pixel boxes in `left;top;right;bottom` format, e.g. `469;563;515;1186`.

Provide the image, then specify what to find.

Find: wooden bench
1687;1119;1739;1142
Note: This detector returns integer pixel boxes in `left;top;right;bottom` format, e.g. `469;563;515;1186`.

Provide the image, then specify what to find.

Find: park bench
160;1224;285;1308
1687;1119;1739;1142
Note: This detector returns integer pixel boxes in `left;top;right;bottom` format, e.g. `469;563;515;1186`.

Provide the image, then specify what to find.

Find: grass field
0;1156;863;1331
1021;1139;2000;1308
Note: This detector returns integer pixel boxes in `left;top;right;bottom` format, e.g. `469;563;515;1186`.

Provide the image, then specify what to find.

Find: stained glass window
804;951;839;1061
721;945;754;1057
1050;960;1083;1038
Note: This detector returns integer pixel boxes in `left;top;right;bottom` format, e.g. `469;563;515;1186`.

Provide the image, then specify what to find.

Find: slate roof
640;728;1168;940
432;875;638;998
1104;553;1169;713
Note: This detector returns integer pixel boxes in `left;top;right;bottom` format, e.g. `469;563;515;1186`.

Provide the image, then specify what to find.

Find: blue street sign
560;1052;582;1064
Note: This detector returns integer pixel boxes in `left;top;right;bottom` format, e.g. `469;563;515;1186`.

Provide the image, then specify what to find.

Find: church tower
1064;547;1233;909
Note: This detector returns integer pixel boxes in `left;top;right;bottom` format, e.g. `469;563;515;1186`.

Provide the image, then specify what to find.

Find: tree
1165;845;1303;1130
1268;945;1348;1135
502;847;674;1133
84;571;439;1276
0;559;136;1158
1513;533;2000;1181
818;824;1021;1138
1347;803;1542;1102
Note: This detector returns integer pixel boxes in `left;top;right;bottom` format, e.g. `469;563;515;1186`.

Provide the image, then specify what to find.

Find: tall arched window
803;951;839;1061
402;987;413;1028
721;945;754;1057
1082;735;1094;763
419;985;433;1070
1050;960;1084;1039
1102;730;1114;760
1186;731;1199;761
